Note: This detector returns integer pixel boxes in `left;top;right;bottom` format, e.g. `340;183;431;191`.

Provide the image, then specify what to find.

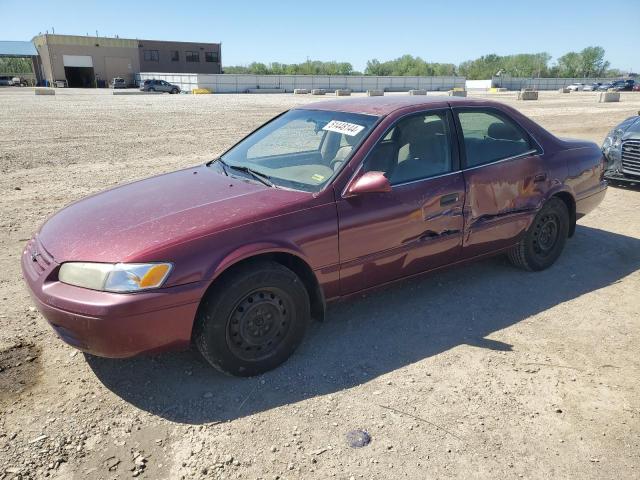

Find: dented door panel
461;153;549;257
337;172;465;295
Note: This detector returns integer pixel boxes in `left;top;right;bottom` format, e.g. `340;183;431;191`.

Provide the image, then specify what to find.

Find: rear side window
456;110;532;168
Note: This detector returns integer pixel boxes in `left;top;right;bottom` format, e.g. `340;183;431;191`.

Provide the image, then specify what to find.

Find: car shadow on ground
87;225;640;424
608;180;640;191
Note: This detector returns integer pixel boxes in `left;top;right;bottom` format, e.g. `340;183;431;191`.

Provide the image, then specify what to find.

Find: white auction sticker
322;120;365;136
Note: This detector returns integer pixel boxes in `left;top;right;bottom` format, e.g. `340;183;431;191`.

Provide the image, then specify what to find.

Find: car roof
296;95;489;116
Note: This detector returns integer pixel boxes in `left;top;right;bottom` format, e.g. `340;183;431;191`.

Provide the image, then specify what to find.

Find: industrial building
29;34;221;87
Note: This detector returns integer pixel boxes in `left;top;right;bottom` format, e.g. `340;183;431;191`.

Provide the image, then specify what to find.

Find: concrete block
293;89;309;94
488;87;508;93
335;89;351;96
599;92;620;103
559;87;571;93
408;89;426;96
192;88;212;94
366;89;384;96
448;90;467;97
311;89;326;95
35;88;55;96
517;90;539;100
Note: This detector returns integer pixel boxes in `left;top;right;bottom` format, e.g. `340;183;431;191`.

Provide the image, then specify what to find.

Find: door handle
440;193;459;206
533;173;548;183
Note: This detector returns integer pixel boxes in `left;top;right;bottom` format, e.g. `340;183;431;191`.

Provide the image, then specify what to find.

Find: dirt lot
0;88;638;480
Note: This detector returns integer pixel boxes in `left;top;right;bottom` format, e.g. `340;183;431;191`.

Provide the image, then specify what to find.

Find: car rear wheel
194;261;310;377
508;197;569;271
148;87;155;92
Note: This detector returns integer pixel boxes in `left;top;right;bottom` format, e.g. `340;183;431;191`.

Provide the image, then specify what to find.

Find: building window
205;51;218;63
186;51;200;63
144;50;159;62
170;50;179;62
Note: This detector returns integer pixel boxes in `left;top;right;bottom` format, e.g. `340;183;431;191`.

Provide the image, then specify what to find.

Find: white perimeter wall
137;73;466;93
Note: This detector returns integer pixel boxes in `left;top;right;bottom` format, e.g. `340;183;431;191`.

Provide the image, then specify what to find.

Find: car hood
38;164;311;263
620;116;640;140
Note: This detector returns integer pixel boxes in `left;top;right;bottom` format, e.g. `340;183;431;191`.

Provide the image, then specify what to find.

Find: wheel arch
550;190;577;237
201;247;325;325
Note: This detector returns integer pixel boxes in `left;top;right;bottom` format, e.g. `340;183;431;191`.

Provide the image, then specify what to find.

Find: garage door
63;55;93;68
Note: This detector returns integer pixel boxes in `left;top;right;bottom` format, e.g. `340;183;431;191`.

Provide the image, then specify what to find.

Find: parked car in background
22;96;607;376
0;76;13;86
598;80;635;91
12;77;22;86
110;77;127;89
602;113;640;182
633;83;640;92
615;79;636;91
583;82;602;91
566;83;584;91
140;79;180;94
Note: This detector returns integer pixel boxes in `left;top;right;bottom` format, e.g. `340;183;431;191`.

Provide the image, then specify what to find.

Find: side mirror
346;171;391;197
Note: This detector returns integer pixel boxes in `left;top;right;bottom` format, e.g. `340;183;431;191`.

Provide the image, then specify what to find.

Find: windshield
218;109;379;192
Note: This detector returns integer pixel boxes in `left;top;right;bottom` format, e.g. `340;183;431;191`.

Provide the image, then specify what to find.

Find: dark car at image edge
21;96;607;376
603;112;640;182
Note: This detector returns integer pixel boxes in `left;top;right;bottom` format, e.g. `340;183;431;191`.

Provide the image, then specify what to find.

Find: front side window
456;110;532;167
143;50;159;62
186;51;199;62
218;109;378;192
363;111;454;185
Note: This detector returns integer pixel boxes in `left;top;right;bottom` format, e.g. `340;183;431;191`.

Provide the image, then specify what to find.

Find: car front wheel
194;261;311;376
508;197;569;271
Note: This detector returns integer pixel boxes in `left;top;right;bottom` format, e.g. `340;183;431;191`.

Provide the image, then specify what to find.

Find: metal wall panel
136;73;466;93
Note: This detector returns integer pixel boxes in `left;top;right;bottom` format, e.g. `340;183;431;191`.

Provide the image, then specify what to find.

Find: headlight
602;129;622;153
59;262;172;292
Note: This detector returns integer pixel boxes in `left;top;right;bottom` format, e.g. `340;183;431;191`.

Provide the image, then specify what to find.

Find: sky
1;0;638;73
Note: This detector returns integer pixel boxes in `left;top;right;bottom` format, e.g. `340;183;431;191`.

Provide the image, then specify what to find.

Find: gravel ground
0;88;639;480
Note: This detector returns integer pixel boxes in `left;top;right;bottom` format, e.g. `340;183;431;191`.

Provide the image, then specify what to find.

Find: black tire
148;87;155;92
171;88;179;94
194;261;310;376
508;197;569;271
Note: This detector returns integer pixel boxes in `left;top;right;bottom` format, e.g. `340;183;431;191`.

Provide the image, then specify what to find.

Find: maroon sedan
22;96;607;376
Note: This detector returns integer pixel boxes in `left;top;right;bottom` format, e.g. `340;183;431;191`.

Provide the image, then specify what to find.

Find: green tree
458;53;551;79
556;47;610;77
579;46;609;77
556;51;582;77
223;60;354;75
364;55;455;76
0;58;33;74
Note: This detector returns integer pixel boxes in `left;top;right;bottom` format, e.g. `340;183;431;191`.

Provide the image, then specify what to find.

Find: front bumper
576;182;608;219
604;171;640;183
21;237;203;358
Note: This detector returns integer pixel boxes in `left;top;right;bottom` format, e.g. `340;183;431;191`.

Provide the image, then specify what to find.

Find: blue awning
0;41;38;57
